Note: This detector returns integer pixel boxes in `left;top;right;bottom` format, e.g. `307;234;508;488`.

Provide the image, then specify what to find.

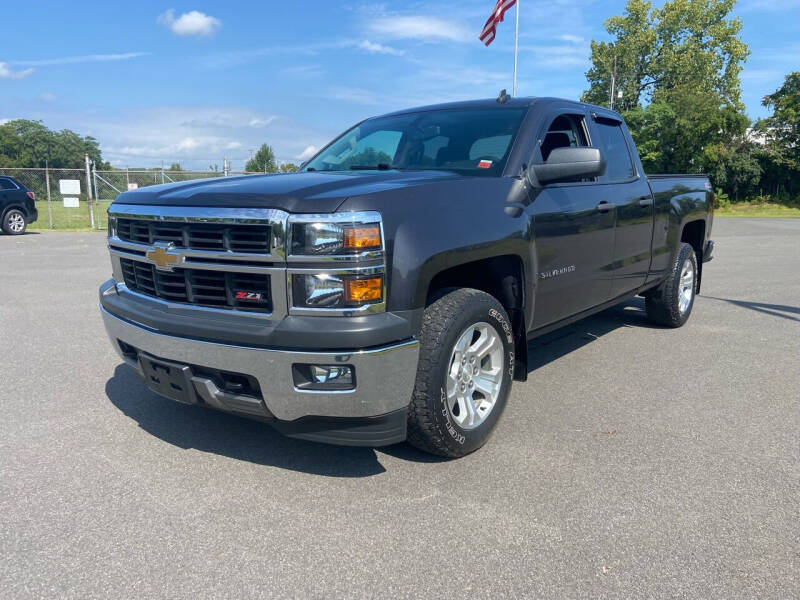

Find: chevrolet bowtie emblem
146;242;180;271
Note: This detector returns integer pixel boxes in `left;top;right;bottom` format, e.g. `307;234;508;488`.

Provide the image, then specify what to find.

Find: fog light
312;365;353;384
292;364;355;391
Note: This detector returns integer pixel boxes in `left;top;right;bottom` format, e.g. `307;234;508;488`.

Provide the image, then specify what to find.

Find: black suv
1;176;38;235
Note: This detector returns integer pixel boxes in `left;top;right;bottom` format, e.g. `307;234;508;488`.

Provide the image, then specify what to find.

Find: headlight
107;215;117;238
291;273;384;309
286;212;386;314
288;212;383;257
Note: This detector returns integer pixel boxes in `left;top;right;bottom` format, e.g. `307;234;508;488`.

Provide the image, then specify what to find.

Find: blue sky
2;0;798;170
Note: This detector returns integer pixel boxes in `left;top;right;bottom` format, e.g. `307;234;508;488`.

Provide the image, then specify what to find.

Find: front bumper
101;305;420;445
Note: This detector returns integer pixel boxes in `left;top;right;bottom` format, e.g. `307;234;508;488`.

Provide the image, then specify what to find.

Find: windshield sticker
477;160;493;169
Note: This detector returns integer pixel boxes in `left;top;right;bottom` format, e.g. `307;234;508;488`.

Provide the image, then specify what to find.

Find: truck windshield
303;108;527;176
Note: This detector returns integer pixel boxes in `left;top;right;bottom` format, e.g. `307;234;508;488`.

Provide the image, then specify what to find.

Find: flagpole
513;0;519;96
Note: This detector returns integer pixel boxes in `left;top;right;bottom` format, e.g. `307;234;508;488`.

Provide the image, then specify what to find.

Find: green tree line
0;119;108;169
582;0;799;205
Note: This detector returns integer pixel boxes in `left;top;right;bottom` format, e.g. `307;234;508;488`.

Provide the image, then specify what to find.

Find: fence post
45;162;53;229
84;153;95;229
92;164;101;229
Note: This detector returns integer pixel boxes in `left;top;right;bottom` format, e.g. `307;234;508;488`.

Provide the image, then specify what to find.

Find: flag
479;0;517;46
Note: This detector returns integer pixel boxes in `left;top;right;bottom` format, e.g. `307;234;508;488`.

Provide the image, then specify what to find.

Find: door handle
596;202;614;212
638;197;654;208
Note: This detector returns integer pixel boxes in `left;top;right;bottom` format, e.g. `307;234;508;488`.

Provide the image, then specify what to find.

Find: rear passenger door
529;110;616;328
0;177;17;211
589;116;654;298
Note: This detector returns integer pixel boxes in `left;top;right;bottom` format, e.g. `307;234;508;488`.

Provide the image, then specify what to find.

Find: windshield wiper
349;163;393;171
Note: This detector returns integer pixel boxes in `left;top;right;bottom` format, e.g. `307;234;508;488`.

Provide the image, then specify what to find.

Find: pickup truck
99;96;714;457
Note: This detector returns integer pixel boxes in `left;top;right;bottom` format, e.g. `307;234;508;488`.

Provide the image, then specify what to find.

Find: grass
715;202;800;218
28;200;112;231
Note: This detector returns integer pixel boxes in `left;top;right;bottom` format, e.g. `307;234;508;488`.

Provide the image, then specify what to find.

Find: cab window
594;119;636;181
538;114;589;162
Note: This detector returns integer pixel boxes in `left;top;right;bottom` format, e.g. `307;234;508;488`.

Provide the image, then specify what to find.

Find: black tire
2;209;27;235
407;288;515;458
645;242;698;327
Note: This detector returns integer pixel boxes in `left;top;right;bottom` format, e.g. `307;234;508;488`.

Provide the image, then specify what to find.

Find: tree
583;0;749;111
702;139;762;201
757;72;800;170
0;119;108;169
752;72;800;200
246;144;277;173
169;162;183;171
581;0;751;186
279;162;300;173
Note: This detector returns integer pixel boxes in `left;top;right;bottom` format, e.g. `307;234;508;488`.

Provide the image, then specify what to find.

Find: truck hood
112;170;465;213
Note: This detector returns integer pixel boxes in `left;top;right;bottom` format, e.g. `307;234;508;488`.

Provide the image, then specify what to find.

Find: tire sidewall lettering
440;387;465;444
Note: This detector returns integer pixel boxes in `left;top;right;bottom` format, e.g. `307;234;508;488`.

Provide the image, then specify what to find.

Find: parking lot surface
1;218;798;599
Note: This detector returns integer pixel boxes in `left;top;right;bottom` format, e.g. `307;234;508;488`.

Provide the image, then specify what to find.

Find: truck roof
377;96;623;122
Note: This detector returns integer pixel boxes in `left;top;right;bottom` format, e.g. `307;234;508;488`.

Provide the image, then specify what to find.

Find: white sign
59;179;81;195
63;197;80;208
127;183;139;190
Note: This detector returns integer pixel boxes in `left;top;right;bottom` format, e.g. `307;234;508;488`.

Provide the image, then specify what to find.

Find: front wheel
2;209;27;235
407;288;515;458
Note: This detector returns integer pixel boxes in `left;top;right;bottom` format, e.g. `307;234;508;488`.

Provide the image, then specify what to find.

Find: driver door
528;111;616;328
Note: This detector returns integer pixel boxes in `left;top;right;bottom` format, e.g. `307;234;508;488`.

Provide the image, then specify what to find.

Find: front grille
116;218;271;254
120;258;272;312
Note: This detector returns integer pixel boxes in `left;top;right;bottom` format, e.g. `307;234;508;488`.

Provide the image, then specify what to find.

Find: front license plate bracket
138;353;198;405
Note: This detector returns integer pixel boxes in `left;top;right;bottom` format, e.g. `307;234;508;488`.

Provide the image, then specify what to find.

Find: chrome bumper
101;307;420;421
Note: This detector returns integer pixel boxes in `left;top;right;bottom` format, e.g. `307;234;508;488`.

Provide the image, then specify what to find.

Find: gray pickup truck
99;96;714;457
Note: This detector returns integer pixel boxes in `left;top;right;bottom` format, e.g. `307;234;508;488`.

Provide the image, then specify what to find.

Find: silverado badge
146;242;181;271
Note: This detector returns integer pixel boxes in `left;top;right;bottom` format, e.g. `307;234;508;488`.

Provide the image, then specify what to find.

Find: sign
63;197;80;208
127;183;139;190
59;179;81;195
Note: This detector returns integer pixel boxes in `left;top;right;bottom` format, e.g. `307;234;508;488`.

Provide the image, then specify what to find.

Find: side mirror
531;147;606;185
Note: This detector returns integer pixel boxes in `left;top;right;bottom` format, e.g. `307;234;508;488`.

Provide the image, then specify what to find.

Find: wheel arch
424;254;529;381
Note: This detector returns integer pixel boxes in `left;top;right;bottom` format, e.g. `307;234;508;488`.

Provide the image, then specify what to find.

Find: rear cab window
593;118;636;181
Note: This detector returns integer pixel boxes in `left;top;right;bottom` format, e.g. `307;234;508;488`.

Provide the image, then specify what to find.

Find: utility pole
610;54;617;111
84;153;95;229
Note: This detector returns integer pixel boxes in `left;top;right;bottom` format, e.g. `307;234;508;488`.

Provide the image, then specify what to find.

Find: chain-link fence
0;167;254;230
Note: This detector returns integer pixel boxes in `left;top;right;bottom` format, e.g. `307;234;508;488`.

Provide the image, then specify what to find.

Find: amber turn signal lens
345;277;383;304
343;225;381;250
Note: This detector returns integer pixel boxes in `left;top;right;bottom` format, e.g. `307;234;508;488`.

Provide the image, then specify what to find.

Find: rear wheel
2;209;27;235
645;243;697;327
407;288;515;458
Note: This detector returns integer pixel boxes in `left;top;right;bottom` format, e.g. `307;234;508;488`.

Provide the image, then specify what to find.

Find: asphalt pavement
1;218;798;599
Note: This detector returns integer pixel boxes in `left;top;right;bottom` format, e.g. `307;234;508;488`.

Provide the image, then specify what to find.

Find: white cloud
225;141;242;150
176;137;200;151
0;62;34;79
559;34;584;44
158;9;221;37
324;86;382;105
520;43;590;69
297;146;318;160
357;40;405;56
39;92;57;102
248;116;277;127
369;16;472;43
14;53;147;66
